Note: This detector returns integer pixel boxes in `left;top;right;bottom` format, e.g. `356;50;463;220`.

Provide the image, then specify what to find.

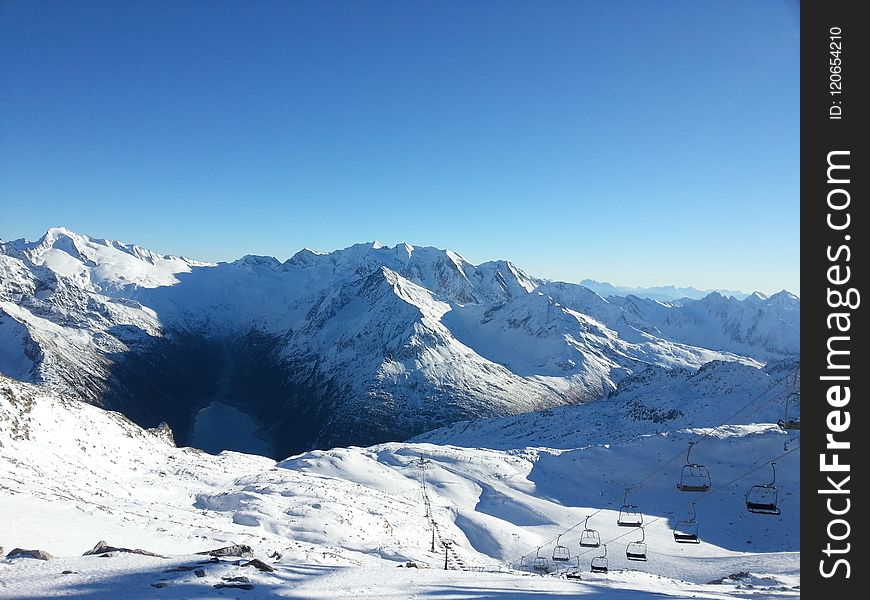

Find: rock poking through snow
197;544;254;558
5;548;54;560
83;540;164;558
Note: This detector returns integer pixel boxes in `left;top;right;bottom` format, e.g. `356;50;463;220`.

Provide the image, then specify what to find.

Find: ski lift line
626;367;799;495
523;445;801;576
566;444;802;563
508;507;607;567
505;370;799;571
507;441;800;571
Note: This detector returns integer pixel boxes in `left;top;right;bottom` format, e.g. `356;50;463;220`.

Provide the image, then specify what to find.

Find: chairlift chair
677;441;712;493
625;527;648;561
533;547;549;572
566;555;583;580
617;489;643;527
579;515;601;547
746;462;782;515
590;544;608;574
778;391;801;430
673;502;700;544
552;535;571;562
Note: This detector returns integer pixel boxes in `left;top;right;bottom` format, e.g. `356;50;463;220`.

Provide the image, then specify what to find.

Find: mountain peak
43;225;80;239
232;255;283;269
743;291;768;304
769;289;799;300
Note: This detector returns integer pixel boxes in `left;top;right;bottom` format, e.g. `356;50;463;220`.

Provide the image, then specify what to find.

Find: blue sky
0;0;799;294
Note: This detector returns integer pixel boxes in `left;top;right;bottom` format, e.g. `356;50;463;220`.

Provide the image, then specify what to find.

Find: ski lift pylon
553;535;571;562
677;441;711;493
625;526;648;561
746;462;782;515
579;515;601;547
617;488;643;527
673;502;700;544
590;544;608;574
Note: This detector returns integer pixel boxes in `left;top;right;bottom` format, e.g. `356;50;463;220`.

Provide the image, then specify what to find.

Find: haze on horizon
0;0;799;295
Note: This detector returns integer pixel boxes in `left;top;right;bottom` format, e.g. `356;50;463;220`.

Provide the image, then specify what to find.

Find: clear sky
0;0;799;295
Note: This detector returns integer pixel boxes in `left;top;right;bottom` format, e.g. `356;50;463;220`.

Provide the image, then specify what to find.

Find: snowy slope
0;361;800;598
0;228;800;455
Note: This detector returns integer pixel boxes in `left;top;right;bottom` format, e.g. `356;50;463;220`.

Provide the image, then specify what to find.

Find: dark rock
83;540;164;558
61;570;76;575
194;568;206;578
197;544;254;558
150;581;171;588
163;565;197;572
5;548;54;560
214;583;255;591
241;558;275;572
222;576;251;583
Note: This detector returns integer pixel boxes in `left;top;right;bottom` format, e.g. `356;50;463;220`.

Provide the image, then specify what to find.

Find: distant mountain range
0;227;799;457
577;279;754;301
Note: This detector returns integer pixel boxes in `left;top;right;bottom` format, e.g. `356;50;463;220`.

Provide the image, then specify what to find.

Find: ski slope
0;366;800;599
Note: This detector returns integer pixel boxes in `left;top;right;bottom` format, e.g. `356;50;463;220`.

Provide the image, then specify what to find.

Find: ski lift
553;535;571;562
625;527;648;561
677;441;711;493
673;502;700;544
579;515;601;547
566;555;583;580
533;547;549;572
745;462;781;515
590;544;608;574
778;391;801;431
617;488;643;527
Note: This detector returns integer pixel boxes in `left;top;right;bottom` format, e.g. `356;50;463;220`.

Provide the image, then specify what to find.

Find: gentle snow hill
0;365;799;598
1;227;800;456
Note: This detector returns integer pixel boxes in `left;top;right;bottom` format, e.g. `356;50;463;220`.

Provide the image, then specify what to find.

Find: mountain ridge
0;227;799;456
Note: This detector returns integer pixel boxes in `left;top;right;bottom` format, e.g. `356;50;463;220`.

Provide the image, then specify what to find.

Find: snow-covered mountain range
578;279;752;301
0;227;800;457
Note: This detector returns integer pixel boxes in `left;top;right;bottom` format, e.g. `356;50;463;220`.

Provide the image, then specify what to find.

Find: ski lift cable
505;368;798;570
740;377;798;424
